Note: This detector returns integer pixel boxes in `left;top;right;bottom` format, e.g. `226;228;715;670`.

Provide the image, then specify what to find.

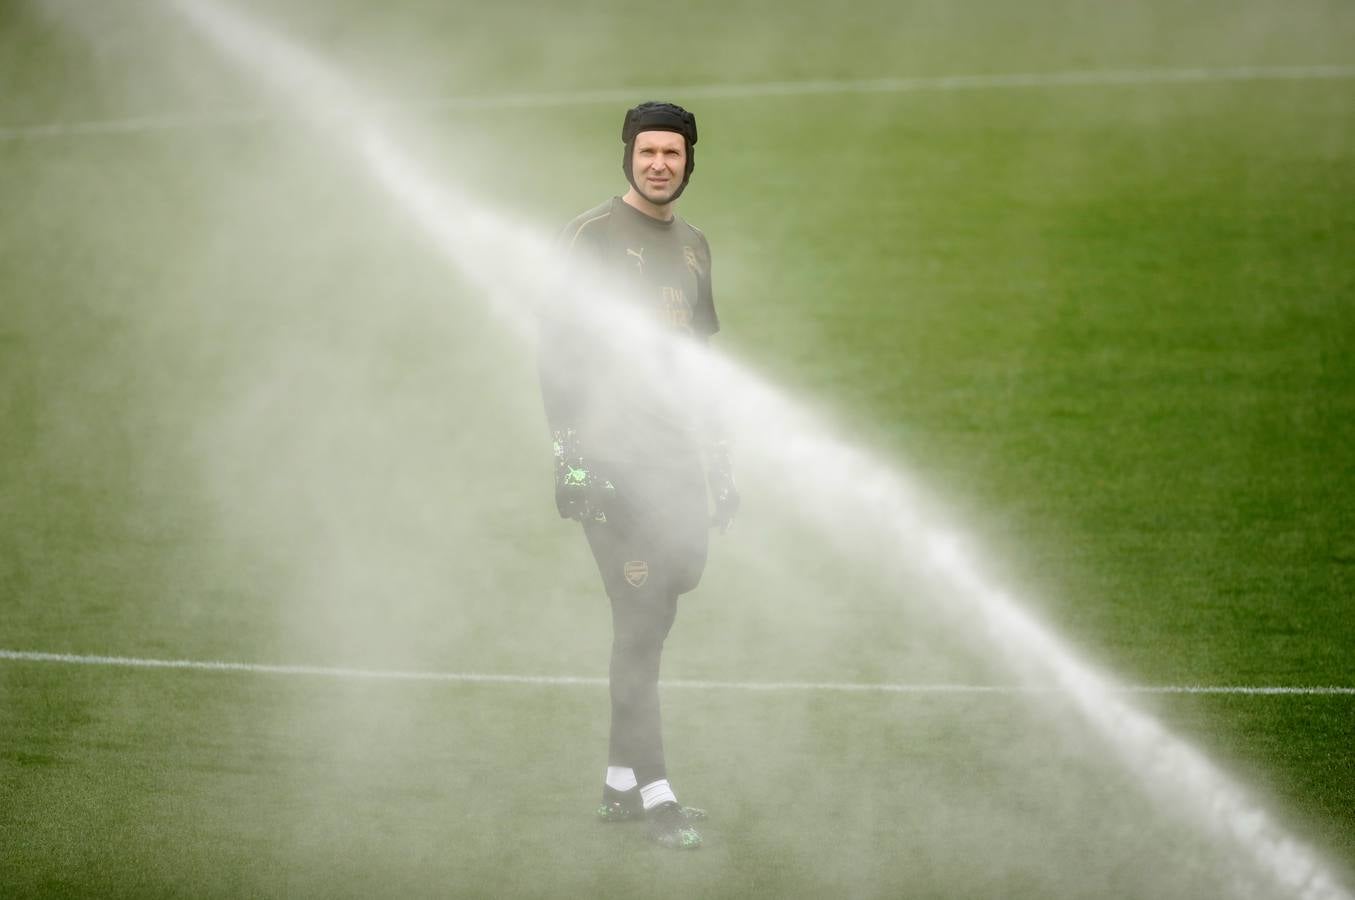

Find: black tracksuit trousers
582;461;708;774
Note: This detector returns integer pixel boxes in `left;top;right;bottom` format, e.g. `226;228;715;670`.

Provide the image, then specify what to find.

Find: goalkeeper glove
552;428;614;523
706;440;740;533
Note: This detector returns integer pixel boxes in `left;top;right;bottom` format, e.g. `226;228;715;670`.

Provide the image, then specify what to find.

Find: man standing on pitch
537;101;739;850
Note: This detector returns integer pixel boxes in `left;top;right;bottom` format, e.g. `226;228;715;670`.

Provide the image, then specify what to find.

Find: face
630;130;687;205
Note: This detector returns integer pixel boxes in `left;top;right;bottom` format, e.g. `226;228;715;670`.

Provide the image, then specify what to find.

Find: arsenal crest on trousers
623;560;649;587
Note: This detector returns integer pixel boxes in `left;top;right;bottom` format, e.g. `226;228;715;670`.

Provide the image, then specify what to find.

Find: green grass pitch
2;0;1353;897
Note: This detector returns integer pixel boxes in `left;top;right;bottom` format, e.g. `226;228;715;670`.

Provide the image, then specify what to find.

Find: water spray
159;0;1351;896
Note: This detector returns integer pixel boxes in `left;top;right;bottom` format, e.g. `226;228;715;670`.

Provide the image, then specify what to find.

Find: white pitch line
2;64;1353;142
3;649;1352;696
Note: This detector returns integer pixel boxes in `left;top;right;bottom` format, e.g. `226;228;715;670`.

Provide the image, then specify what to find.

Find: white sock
640;778;677;810
605;766;637;792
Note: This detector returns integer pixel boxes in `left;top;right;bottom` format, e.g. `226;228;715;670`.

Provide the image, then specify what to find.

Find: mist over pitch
155;0;1354;896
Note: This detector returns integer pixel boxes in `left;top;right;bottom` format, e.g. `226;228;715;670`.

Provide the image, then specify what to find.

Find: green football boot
596;786;643;823
596;787;707;824
646;801;703;850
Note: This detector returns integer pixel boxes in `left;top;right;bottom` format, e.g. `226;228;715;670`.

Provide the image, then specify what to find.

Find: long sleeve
537;309;588;434
538;216;604;434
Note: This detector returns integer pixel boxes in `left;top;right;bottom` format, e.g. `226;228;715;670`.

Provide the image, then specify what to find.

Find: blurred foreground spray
151;0;1352;896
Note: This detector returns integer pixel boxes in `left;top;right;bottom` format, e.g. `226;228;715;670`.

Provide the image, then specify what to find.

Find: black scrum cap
621;101;698;146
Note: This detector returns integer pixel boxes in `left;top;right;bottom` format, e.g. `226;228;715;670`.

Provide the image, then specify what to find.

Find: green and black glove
706;440;740;533
552;428;614;523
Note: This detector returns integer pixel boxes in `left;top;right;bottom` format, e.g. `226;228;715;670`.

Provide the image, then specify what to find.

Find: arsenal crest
683;245;704;277
623;560;649;588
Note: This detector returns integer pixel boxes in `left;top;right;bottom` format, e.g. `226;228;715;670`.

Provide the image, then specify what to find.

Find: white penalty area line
2;64;1353;142
3;650;1352;696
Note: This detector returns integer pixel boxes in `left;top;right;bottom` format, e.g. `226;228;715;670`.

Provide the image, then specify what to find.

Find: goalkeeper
537;101;738;851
